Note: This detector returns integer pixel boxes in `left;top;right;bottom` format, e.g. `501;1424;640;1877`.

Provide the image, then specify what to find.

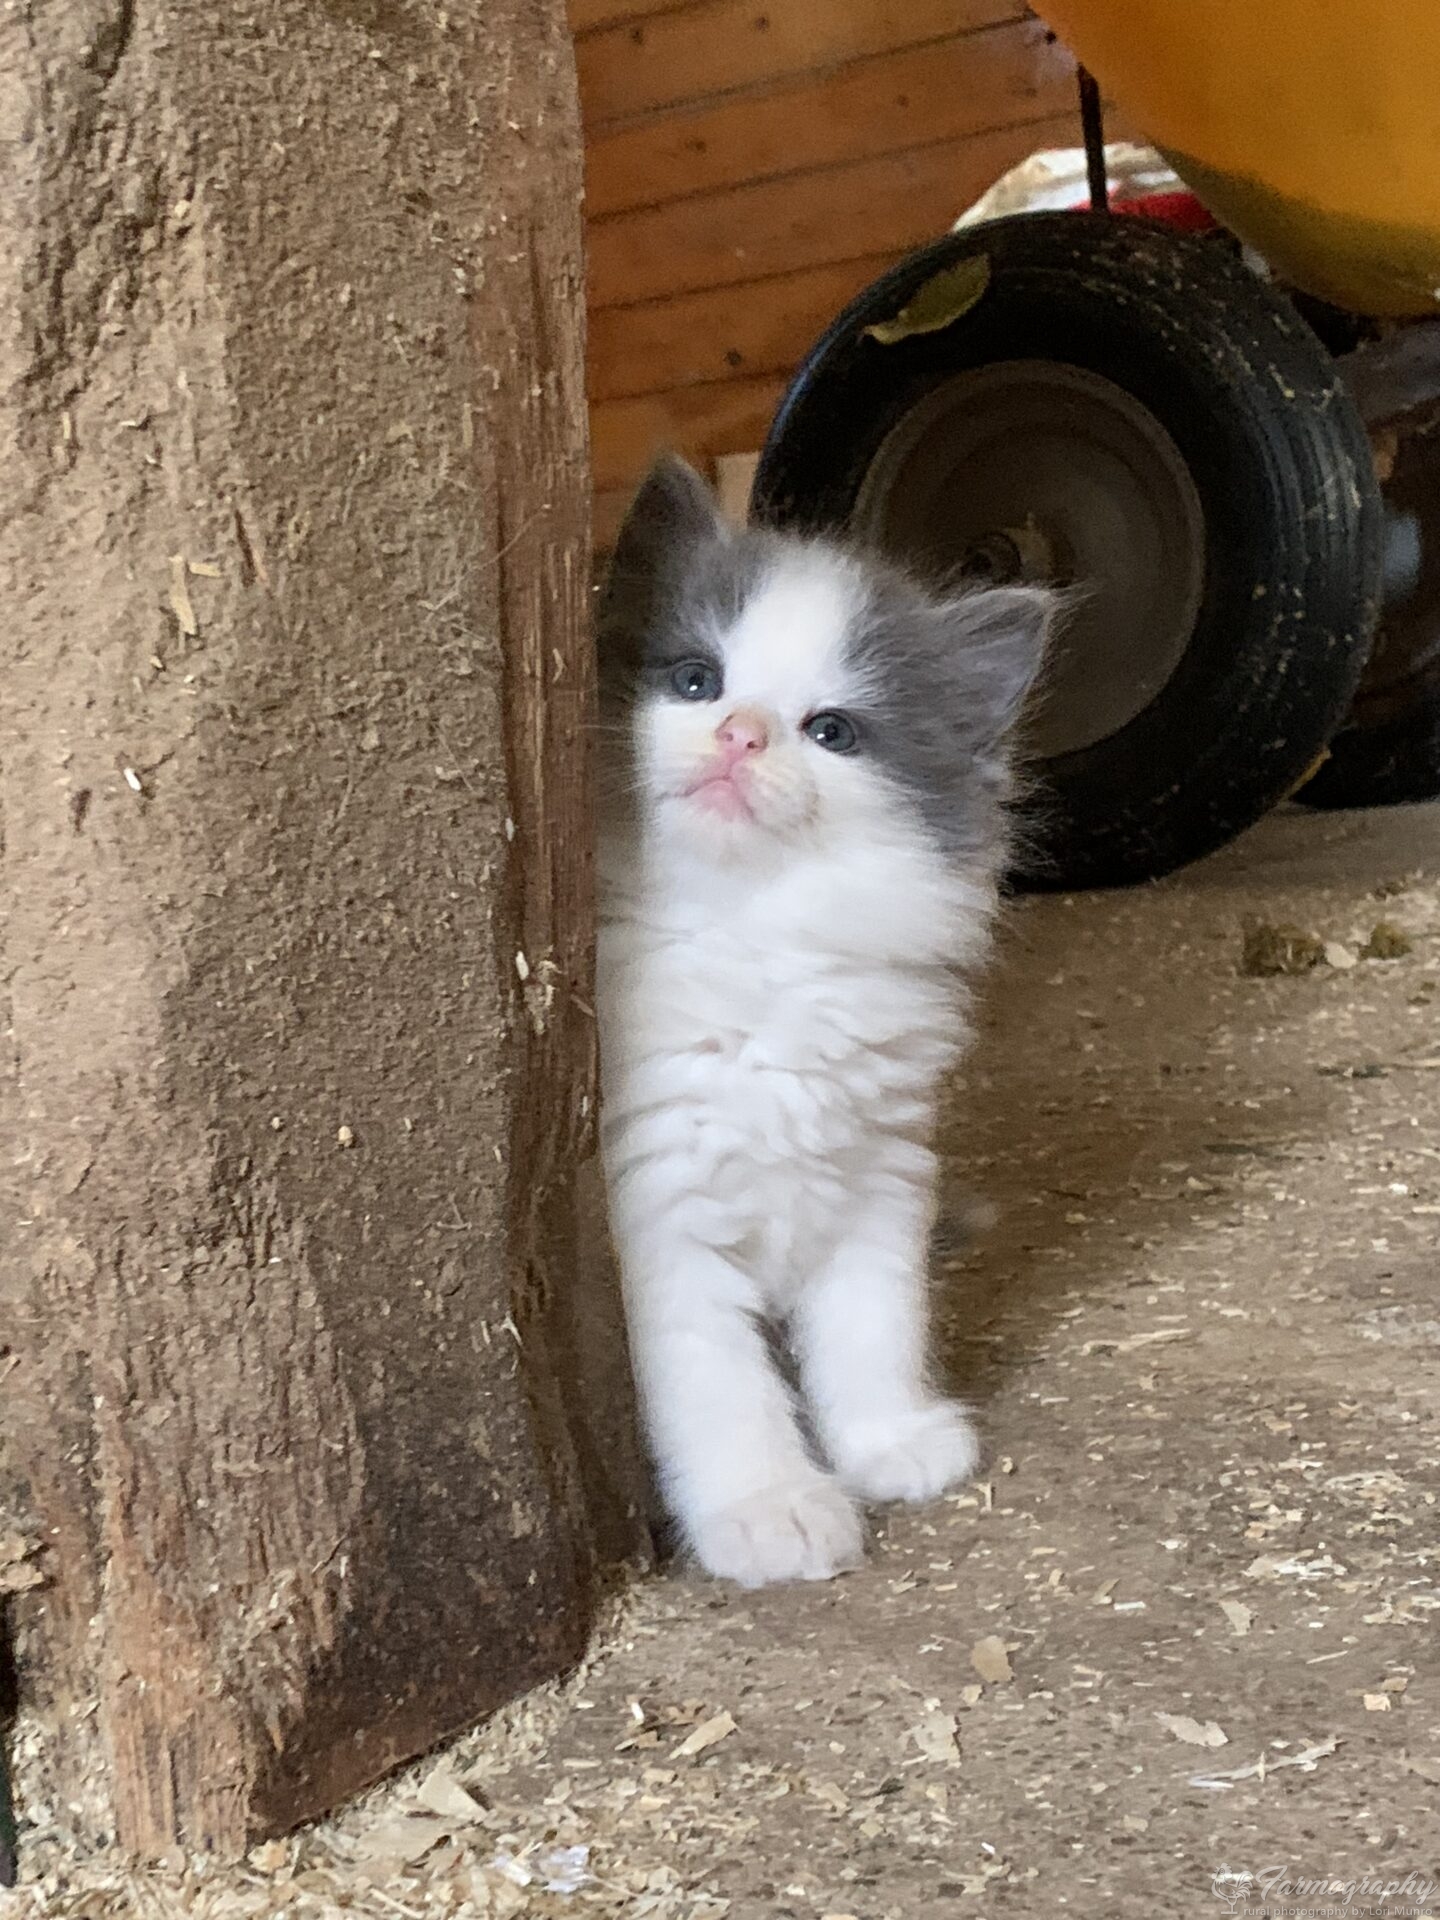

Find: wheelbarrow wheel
751;212;1383;890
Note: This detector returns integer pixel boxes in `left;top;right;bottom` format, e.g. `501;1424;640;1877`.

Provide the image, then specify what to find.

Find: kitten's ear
606;454;726;587
597;456;727;678
944;584;1060;739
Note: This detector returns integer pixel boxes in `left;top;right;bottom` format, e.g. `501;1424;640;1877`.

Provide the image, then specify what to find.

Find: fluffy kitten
595;456;1054;1588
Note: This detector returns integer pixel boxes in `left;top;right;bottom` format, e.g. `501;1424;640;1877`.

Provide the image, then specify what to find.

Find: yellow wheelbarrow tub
1037;0;1440;316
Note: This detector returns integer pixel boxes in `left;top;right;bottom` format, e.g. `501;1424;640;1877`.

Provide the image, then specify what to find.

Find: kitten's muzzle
680;705;775;820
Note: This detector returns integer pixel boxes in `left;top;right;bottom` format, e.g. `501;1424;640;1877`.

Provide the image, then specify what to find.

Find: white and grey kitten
595;456;1054;1589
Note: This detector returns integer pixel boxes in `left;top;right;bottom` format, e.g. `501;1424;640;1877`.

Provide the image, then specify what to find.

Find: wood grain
577;0;1030;126
591;372;790;491
585;18;1073;217
588;250;899;399
589;110;1088;308
570;0;681;34
593;485;636;551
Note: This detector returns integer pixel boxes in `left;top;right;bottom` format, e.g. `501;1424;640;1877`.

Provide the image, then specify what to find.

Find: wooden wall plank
585;18;1073;217
577;0;1029;127
589;109;1085;307
574;1;1132;522
570;0;683;35
588;251;898;400
591;372;789;491
593;485;637;551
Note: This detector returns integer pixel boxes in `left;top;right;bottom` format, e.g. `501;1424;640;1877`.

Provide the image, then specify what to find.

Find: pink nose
714;707;769;760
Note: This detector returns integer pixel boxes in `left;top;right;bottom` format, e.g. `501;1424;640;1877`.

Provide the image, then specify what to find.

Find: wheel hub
849;360;1208;761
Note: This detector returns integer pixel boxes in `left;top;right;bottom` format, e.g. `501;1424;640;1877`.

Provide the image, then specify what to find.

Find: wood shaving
1189;1737;1340;1790
168;553;198;635
1154;1713;1228;1748
414;1765;487;1823
0;1531;43;1595
670;1711;736;1760
969;1636;1013;1684
908;1708;960;1765
1243;1552;1345;1581
1081;1327;1191;1356
1218;1599;1253;1636
352;1812;456;1867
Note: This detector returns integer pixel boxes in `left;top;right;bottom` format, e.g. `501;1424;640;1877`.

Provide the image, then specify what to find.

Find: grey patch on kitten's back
598;455;1059;860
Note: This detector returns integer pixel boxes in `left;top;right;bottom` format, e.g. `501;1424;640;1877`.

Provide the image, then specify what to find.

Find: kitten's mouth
681;768;756;821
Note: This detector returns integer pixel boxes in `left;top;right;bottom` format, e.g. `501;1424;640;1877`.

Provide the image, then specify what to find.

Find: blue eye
803;710;858;753
670;659;722;702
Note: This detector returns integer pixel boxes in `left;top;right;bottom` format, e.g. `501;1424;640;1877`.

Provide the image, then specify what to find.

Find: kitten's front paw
836;1402;981;1505
690;1476;864;1588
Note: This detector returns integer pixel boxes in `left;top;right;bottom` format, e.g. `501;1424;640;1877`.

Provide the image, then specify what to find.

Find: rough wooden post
0;0;644;1858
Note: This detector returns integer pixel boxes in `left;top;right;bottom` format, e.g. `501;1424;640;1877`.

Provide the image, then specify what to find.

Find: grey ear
606;454;726;585
943;584;1059;738
598;456;727;677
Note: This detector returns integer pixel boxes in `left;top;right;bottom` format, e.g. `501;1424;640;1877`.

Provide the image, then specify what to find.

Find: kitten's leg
792;1172;980;1504
623;1227;864;1586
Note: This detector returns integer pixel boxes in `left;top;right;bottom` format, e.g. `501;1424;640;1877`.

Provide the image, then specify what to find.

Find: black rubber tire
752;213;1383;890
1297;660;1440;808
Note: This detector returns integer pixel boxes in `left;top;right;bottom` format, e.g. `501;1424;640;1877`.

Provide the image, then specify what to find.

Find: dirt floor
13;801;1440;1919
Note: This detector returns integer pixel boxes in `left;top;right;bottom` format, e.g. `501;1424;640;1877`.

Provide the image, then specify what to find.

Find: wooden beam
0;0;644;1861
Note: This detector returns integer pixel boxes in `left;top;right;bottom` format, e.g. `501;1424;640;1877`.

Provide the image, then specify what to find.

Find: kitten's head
597;455;1057;873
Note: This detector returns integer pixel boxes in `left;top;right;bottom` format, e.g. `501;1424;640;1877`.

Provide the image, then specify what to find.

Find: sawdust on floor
9;803;1440;1919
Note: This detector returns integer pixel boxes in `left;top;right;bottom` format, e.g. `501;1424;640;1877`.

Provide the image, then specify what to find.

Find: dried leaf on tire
864;258;990;345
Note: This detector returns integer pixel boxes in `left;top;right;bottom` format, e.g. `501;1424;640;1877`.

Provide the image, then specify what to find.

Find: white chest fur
598;843;972;1314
